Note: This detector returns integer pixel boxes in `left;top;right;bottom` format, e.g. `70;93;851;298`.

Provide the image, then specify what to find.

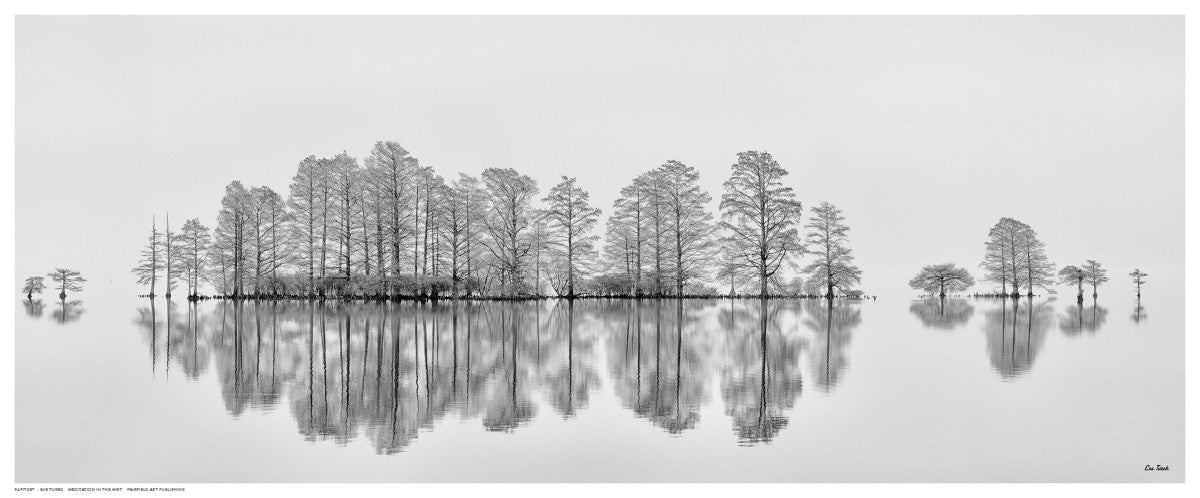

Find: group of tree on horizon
908;217;1148;301
128;143;864;300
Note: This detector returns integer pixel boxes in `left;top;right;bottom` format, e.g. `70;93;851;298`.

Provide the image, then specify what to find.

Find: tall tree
1057;265;1086;303
657;160;715;296
1082;259;1108;298
542;176;601;298
1017;225;1054;296
163;213;182;298
214;181;252;297
801;202;862;298
48;268;86;299
718;151;804;297
365;141;418;286
481;167;539;296
980;217;1035;296
176;218;211;297
908;263;975;297
286;155;327;295
1129;268;1148;298
329;152;361;282
132;216;163;297
22;276;45;301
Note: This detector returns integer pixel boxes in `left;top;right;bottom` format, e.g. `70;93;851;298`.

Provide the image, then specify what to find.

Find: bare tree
802;202;862;298
286;155;327;295
909;263;975;297
1057;265;1086;303
214;181;252;297
22;276;45;301
1082;259;1109;298
163;213;183;298
481;167;539;296
132;215;163;297
657;160;715;296
48;268;86;299
365;141;418;287
718;151;804;297
176;218;211;297
981;217;1041;296
1129;268;1148;298
329;152;361;284
542;176;601;298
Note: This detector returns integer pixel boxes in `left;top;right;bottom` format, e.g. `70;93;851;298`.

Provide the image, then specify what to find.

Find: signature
1144;465;1170;471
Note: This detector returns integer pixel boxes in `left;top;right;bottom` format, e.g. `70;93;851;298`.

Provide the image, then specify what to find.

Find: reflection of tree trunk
761;298;771;430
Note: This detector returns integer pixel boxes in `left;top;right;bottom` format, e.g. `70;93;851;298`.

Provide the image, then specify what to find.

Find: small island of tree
22;276;45;301
48;268;86;299
1129;268;1148;298
1082;259;1108;299
908;263;975;298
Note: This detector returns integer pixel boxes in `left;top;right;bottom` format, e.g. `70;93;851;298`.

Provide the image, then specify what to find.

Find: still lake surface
15;284;1183;482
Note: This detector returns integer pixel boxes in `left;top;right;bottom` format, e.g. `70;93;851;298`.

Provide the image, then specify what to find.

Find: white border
1;2;1193;497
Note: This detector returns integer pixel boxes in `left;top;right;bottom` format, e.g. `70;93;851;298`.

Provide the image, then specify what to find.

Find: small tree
1082;259;1108;299
47;268;86;299
801;202;862;298
908;263;975;298
1057;265;1086;303
1129;268;1148;298
22;276;45;300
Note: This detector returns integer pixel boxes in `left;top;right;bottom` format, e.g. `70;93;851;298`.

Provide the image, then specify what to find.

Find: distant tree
131;216;163;296
542;176;601;298
176;218;211;297
980;217;1049;296
1129;268;1148;298
718;151;805;297
48;268;86;298
1082;259;1108;298
657;160;715;296
801;202;862;298
1057;265;1086;303
22;276;45;300
908;263;975;297
163;213;183;298
481;167;540;296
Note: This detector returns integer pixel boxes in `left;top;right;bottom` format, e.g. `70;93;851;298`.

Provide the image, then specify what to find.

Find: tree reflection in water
129;298;868;450
908;298;974;331
1058;300;1109;337
982;298;1054;380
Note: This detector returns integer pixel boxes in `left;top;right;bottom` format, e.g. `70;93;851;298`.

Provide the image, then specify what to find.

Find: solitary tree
1082;259;1108;298
48;268;86;299
1057;265;1086;303
908;263;975;298
132;216;163;297
22;276;45;301
1129;268;1148;298
801;202;862;299
719;151;805;296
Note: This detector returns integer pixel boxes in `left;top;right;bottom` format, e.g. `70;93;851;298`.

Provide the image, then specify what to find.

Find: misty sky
15;16;1183;296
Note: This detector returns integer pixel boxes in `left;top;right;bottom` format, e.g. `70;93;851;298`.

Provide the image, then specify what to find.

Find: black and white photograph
5;3;1197;496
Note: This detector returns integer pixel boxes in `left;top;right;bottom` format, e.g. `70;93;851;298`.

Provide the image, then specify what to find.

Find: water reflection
721;299;808;444
1058;301;1109;337
53;297;84;324
982;298;1053;380
908;298;974;331
802;300;861;391
23;299;45;318
1131;300;1148;325
123;298;855;449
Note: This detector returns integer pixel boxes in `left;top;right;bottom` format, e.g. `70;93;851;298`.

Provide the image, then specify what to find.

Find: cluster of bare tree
905;218;1143;301
22;268;85;300
133;144;863;300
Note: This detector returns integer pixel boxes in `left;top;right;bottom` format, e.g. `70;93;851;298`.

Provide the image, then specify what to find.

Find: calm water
15;286;1183;482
